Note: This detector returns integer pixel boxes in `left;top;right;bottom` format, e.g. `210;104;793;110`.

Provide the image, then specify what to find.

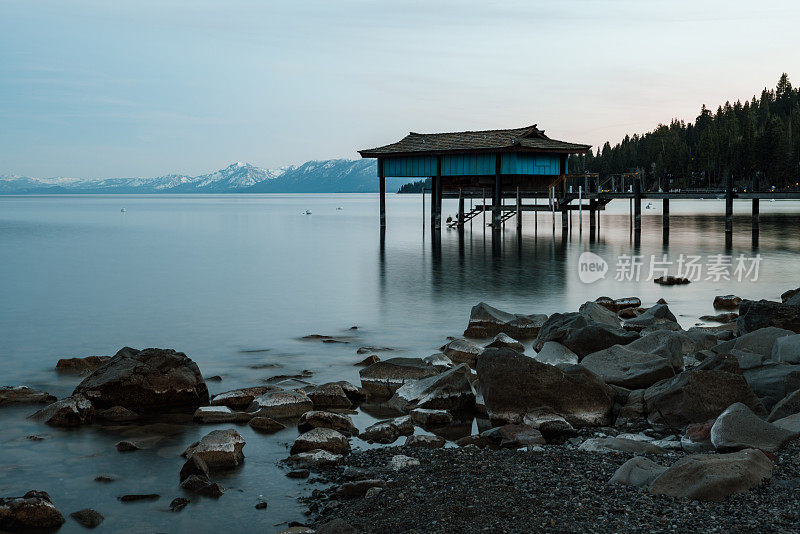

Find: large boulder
485;333;524;353
440;339;483;367
623;304;679;333
73;347;209;413
359;358;440;398
182;429;245;470
772;334;800;363
290;428;350;456
768;389;800;422
714;327;795;359
742;363;800;412
533;342;578;366
463;302;547;339
0;491;65;531
305;383;353;409
476;348;615;426
298;411;358;436
247;390;313;419
0;386;56;407
643;363;765;430
533;306;638;358
581;345;675;389
649;449;773;501
737;299;800;335
624;331;688;368
32;394;95;427
387;363;475;412
609;457;667;488
710;402;796;452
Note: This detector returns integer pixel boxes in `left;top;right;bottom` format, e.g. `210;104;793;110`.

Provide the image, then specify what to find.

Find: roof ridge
407;124;538;137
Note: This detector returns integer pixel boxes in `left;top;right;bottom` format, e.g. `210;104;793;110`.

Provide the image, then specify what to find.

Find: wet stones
737;299;800;335
96;406;140;422
180;475;224;498
0;491;65;531
360;417;414;445
534;305;638;358
592;296;642;313
0;386;57;406
772;334;800;364
291;427;350;455
355;355;380;366
336;479;386;498
480;424;546;448
33;394;95;427
182;429;245;470
298;411;358;436
404;434;446;448
700;313;738;324
286;450;345;469
463;302;547;339
476;348;615;427
440;338;483;367
305;383;353;409
710;402;797;452
211;386;279;409
714;295;743;309
581;345;675;389
649;448;773;502
533;342;578;366
387;363;475;412
247;390;313;419
169;498;190;512
358;358;440;398
622;303;679;333
390;454;420;470
485;333;524;352
180;455;210;482
410;408;453;427
248;417;286;433
73;347;209;413
653;276;690;286
69;508;104;528
192;406;252;424
55;356;110;374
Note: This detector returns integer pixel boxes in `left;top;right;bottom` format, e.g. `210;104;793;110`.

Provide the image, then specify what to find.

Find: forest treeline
570;73;800;191
398;74;799;193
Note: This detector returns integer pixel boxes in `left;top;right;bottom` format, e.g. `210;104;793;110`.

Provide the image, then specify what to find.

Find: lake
1;193;800;532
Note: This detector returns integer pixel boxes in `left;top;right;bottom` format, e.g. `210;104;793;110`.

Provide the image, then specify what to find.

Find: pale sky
1;0;799;178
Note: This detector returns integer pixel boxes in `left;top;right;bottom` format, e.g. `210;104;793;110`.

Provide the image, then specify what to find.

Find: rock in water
533;305;638;358
440;338;484;367
192;406;252;424
32;394;95;427
485;333;525;353
69;508;104;528
476;347;614;426
622;303;679;333
591;296;642;313
182;429;245;470
246;391;313;419
387;363;475;412
290;428;350;455
714;295;743;309
533;342;578;366
410;408;453;427
73;347;209;413
169;498;190;512
580;345;675;389
248;417;286;433
737;299;800;335
180;455;210;482
56;356;110;373
298;411;358;436
710;402;796;452
0;491;65;531
0;386;57;406
211;386;279;409
649;449;773;501
610;457;667;488
358;358;440;398
463;302;547;339
286;450;344;469
360;417;413;444
305;383;353;409
180;475;224;498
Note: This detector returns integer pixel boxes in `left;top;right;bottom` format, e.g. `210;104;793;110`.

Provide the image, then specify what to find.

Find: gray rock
69;508;104;528
359;358;440;398
710;402;796;452
422;353;454;371
581;345;675;389
290;427;350;455
743;363;800;412
56;356;111;374
286;449;344;468
476;348;615;426
440;339;483;367
180;454;210;482
609;457;667;488
485;333;524;352
617;389;646;422
390;454;420;470
715;327;795;358
211;386;279;409
247;390;313;419
533;342;578;366
0;386;57;406
768;389;800;421
714;295;742;309
623;304;679;333
773;412;800;433
180;475;224;498
479;424;546;448
248;416;285;433
298;411;358;436
625;331;687;368
336;479;386;498
192;406;252;424
96;406;140;422
591;296;642;313
463;302;547;339
738;299;800;335
305;383;353;409
579;437;667;454
733;350;767;370
521;410;576;439
387;363;475;412
772;334;800;363
73;347;208;413
32;394;95;427
0;491;65;531
410;408;453;427
534;306;638;358
649;449;774;501
182;429;245;470
404;434;446;448
360;417;411;444
333;381;367;404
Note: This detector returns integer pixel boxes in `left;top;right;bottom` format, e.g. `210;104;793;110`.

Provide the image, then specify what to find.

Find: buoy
120;208;126;213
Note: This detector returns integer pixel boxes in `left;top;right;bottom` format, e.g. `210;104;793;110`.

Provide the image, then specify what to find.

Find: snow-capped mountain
0;159;380;194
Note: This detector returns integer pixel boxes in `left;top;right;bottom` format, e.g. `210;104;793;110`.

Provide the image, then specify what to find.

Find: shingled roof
359;124;591;157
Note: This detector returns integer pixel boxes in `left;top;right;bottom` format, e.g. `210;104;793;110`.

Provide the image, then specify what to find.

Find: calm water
2;194;800;532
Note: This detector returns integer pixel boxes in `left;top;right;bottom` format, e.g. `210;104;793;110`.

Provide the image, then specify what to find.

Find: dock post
378;158;386;227
482;187;486;227
457;188;465;228
662;198;670;243
752;174;760;238
516;187;522;232
493;155;502;230
633;177;642;234
578;186;583;231
589;199;596;231
725;173;733;238
550;187;555;231
534;196;538;235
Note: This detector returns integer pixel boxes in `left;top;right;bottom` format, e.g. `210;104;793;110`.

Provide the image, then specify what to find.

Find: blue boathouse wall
380;153;564;177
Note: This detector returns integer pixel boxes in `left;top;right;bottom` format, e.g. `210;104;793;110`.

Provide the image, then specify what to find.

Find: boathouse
359;124;591;229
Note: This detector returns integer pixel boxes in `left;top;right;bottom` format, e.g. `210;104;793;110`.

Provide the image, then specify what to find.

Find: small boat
304;210;312;215
336;207;343;210
120;208;126;213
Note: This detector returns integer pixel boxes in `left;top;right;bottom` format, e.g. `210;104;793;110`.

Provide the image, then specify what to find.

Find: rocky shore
2;288;800;532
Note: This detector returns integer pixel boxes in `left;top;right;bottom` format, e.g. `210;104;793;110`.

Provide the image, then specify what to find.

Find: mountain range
0;159;384;194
